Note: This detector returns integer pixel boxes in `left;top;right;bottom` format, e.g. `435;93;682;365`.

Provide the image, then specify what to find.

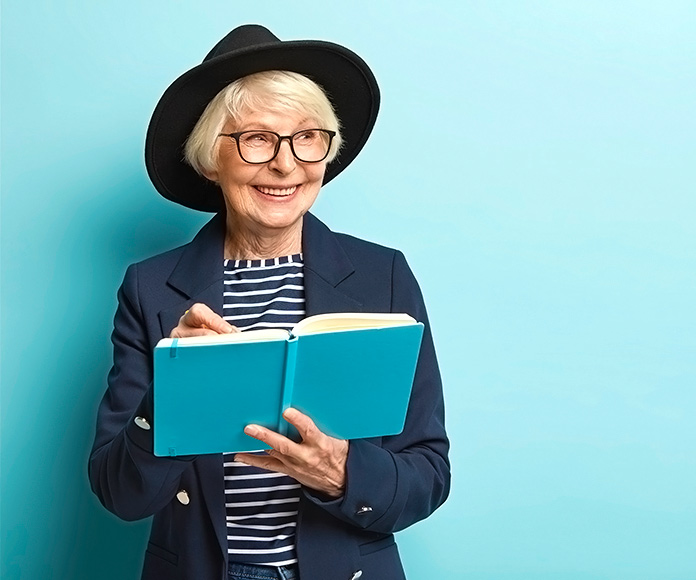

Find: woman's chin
244;207;306;234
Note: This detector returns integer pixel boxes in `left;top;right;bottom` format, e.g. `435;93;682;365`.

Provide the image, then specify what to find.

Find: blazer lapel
302;213;364;316
158;213;228;335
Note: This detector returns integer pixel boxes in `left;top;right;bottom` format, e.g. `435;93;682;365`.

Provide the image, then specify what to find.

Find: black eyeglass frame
217;129;337;164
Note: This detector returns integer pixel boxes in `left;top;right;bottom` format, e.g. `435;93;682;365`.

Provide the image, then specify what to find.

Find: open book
153;313;424;456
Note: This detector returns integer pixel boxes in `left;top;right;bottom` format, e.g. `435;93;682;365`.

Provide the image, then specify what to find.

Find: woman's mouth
255;185;298;197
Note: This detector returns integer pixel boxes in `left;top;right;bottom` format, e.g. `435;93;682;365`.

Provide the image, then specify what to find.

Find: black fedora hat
145;24;380;212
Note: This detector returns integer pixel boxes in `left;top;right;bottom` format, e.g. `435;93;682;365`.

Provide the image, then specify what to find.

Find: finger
184;303;238;334
244;424;300;458
234;452;287;473
170;327;220;338
281;408;322;443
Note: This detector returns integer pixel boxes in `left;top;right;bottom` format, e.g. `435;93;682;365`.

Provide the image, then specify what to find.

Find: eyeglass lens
237;130;332;163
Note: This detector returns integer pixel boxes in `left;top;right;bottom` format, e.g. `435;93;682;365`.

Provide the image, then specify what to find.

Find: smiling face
205;107;327;257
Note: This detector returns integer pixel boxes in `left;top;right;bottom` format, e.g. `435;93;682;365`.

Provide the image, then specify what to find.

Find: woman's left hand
235;408;348;498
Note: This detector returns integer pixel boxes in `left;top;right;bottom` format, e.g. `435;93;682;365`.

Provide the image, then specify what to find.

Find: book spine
278;336;299;437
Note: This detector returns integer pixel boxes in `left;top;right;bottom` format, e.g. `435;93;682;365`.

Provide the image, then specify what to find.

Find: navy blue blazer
89;212;450;580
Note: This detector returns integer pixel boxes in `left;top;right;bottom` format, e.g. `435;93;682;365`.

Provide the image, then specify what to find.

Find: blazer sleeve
304;250;451;533
88;263;195;521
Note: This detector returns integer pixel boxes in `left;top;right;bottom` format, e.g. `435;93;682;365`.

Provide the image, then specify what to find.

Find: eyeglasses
217;129;336;164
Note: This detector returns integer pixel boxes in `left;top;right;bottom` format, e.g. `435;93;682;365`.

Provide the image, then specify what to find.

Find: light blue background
2;1;695;578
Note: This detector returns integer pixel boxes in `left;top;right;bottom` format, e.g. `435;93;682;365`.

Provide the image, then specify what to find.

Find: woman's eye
243;133;272;145
295;130;317;143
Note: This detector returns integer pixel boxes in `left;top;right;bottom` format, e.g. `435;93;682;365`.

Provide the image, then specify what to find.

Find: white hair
184;70;342;176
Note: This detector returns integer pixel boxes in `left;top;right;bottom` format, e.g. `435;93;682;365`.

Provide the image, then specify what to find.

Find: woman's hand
235;408;349;498
169;303;239;338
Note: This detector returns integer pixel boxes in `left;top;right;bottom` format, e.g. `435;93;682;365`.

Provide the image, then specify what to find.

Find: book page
292;312;416;336
156;328;289;348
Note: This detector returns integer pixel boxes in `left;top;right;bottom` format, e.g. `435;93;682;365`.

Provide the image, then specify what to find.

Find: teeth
257;186;297;196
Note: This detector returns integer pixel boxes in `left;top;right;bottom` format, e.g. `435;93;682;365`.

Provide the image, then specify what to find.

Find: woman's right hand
169;303;239;338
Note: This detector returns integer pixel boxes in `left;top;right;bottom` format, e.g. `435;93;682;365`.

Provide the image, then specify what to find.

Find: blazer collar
158;213;227;338
167;212;227;299
166;211;362;313
302;212;354;284
302;212;363;315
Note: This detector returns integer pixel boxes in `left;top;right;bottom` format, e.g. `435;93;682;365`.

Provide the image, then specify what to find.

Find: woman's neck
224;217;302;260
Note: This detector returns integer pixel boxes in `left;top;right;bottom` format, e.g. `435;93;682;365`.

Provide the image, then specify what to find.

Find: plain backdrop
2;1;695;579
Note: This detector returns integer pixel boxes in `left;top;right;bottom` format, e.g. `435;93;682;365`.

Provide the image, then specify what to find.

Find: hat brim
145;39;380;212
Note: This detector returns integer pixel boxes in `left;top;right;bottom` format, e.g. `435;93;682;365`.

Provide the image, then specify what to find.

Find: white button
176;490;190;505
356;505;373;515
134;416;151;430
351;571;363;580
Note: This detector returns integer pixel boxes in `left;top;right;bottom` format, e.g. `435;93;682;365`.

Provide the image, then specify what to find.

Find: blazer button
176;490;190;505
350;571;363;580
355;505;373;515
134;416;151;430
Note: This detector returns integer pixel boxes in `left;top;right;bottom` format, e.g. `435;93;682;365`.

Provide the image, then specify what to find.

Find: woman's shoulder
334;230;400;257
122;244;190;285
308;216;426;315
132;243;190;268
305;212;404;263
125;214;224;278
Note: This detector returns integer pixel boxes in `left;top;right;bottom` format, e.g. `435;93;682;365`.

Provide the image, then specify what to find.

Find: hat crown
204;25;281;62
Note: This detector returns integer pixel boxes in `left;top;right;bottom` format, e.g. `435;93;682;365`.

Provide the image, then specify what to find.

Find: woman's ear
201;167;219;183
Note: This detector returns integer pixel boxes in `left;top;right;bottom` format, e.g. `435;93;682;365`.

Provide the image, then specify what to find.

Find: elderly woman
89;25;449;580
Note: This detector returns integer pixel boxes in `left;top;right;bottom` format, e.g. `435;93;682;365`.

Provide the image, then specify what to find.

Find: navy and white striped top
222;254;304;567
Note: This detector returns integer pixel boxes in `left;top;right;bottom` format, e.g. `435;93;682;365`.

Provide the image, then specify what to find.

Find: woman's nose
268;139;297;173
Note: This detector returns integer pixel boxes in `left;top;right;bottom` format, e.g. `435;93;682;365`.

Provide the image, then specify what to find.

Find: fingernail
244;425;258;436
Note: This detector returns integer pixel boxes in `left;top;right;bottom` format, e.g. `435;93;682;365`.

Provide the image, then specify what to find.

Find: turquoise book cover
153;314;424;456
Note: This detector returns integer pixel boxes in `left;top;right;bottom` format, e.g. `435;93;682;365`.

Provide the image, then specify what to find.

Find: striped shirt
222;255;304;566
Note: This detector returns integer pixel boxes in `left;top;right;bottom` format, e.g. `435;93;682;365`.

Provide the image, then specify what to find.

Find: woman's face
206;108;327;239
